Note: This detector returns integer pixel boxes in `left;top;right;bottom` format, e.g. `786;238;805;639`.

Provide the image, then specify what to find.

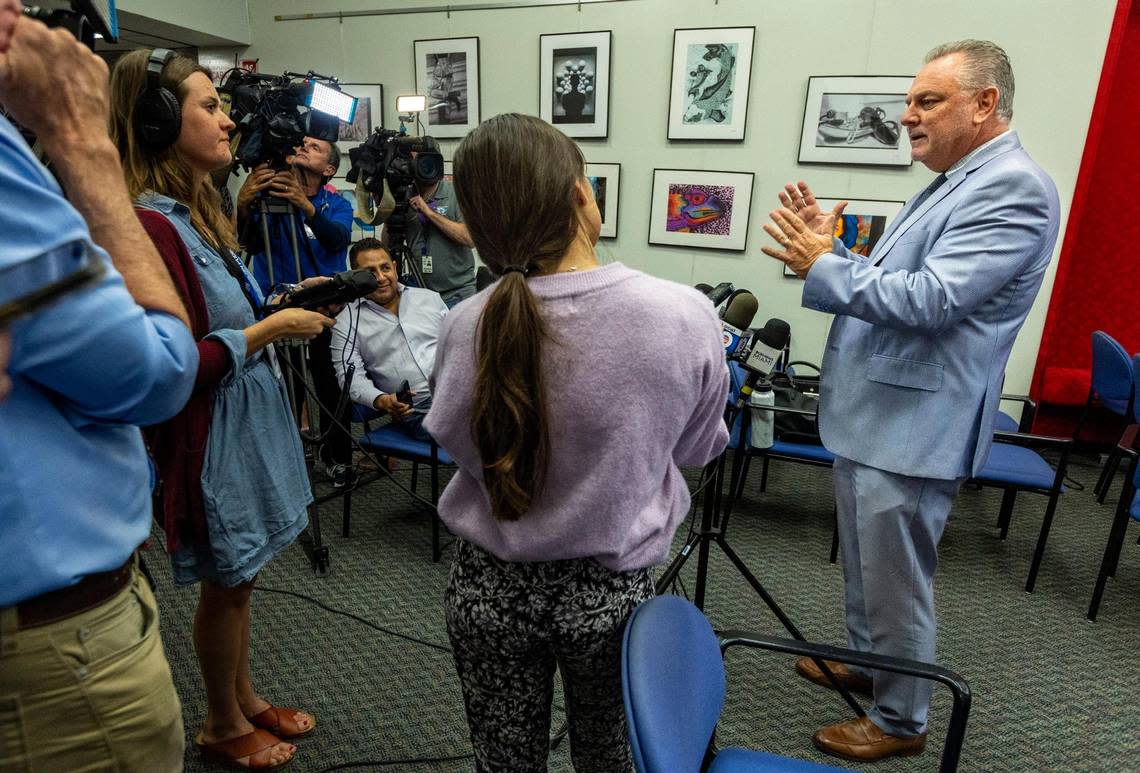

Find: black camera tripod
656;398;866;717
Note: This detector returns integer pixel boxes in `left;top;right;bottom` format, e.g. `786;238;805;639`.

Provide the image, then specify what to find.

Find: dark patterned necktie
909;173;948;213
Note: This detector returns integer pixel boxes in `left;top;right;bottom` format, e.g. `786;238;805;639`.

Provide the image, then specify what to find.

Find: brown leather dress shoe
813;716;927;762
795;656;874;696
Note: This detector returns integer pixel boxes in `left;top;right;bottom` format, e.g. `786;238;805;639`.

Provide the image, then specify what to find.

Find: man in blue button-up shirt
0;6;197;770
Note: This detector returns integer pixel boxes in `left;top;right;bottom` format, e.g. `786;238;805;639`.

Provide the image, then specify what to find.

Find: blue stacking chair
970;397;1073;592
1074;332;1136;503
723;362;840;562
1087;379;1140;620
342;404;454;562
622;595;972;773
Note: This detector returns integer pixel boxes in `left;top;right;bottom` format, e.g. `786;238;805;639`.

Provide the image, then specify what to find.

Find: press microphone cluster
735;318;791;403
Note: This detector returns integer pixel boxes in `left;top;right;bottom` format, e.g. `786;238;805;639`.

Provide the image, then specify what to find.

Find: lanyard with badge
417;192;435;276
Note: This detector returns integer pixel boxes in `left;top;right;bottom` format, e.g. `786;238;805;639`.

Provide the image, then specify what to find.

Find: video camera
22;1;117;48
263;269;379;315
346;129;444;283
219;69;357;171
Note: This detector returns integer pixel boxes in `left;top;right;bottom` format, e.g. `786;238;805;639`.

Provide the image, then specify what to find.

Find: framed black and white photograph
414;37;481;138
539;30;611;139
648;168;754;251
782;197;905;277
667;26;755;141
336;83;383;145
586;162;620;239
798;76;913;166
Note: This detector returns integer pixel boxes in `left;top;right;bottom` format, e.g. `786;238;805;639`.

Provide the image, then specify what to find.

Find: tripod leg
717;536;865;717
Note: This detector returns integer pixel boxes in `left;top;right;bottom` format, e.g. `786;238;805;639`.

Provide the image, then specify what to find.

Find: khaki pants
0;567;185;772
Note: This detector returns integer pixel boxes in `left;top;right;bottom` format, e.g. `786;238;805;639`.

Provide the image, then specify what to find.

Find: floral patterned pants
445;539;655;772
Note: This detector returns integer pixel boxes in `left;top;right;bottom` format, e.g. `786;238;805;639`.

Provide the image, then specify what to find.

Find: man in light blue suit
763;40;1059;762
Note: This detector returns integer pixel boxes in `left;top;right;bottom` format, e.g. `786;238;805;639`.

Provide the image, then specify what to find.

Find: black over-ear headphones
133;48;180;153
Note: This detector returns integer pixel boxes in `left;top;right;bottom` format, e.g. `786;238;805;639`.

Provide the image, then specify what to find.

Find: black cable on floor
255;586;452;654
318;754;473;771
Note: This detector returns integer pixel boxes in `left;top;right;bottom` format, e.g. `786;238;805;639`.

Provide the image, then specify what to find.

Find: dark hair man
236;136;354;476
763;40;1059;762
0;4;197;768
330;237;448;438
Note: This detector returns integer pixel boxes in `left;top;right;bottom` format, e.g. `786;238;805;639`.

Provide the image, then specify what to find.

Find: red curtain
1030;0;1140;436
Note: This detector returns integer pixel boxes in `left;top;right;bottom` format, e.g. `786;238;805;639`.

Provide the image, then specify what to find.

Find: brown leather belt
14;560;134;630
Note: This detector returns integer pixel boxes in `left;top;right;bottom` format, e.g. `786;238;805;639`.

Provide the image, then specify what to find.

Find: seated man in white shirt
330;237;448;440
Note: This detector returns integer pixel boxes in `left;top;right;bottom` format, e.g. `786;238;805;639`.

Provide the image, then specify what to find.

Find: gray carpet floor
147;449;1140;772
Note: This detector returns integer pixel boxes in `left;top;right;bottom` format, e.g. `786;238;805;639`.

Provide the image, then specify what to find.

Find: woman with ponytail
425;114;730;771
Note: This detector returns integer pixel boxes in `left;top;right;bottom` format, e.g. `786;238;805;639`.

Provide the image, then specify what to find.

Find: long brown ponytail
452;114;586;521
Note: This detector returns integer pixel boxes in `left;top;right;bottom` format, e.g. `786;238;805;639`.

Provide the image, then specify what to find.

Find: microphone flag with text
720;289;758;356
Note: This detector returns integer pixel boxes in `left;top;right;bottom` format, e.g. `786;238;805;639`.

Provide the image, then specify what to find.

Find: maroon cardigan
138;210;235;552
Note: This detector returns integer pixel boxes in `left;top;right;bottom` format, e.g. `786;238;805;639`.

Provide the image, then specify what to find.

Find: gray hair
924;39;1014;122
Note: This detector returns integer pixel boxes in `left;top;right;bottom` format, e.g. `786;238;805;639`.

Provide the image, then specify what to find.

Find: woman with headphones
109;49;330;770
425;114;730;770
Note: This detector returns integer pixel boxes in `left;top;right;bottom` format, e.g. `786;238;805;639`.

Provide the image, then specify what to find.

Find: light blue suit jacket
803;132;1060;480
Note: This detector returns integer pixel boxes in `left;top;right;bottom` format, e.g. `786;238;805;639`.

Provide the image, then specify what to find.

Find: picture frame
414;37;481;138
336;83;383;144
667;26;755;141
332;184;379;244
539;30;611;139
585;162;620;239
798;76;914;166
648;168;754;251
442;160;454;184
782;197;905;277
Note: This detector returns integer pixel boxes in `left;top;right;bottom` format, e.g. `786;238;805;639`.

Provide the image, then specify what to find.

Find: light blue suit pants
833;456;964;737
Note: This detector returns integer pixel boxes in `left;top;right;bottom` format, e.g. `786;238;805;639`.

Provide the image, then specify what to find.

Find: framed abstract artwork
667;26;755;141
539;30;612;139
798;75;913;166
585;162;620;239
648;168;754;251
336;83;383;144
414;37;481;138
782;197;905;277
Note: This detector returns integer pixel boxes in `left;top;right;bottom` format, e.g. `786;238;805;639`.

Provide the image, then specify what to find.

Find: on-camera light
396;95;427;113
308;82;357;124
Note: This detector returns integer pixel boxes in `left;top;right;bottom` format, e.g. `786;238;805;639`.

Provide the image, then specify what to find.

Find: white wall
242;0;1116;392
118;0;251;45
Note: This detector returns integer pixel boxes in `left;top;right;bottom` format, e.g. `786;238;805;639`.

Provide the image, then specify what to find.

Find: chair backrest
622;595;725;773
1090;331;1133;413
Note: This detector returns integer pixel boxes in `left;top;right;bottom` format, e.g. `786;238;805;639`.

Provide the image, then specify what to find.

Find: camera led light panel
309;82;358;124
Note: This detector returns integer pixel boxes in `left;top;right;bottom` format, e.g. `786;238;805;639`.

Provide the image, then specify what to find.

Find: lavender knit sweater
424;262;729;571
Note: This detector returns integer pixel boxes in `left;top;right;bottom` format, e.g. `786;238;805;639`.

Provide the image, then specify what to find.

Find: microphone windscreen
757;318;791;350
723;291;759;332
475;266;496;291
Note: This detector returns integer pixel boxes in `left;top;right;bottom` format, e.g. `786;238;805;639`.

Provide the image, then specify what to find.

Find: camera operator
237;136;355;475
109;48;332;770
388;150;477;307
0;6;196;770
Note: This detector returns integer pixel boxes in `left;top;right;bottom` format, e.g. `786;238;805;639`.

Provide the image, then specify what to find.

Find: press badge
422;255;434;273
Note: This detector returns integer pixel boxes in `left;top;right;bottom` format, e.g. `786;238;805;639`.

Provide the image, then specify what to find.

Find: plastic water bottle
748;382;775;449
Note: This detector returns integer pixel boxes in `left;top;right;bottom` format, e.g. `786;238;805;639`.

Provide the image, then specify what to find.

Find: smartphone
0;258;106;328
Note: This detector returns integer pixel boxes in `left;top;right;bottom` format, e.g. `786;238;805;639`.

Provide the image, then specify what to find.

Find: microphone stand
656;367;867;718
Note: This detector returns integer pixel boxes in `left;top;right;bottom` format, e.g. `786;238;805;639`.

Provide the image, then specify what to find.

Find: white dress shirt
330;285;448;408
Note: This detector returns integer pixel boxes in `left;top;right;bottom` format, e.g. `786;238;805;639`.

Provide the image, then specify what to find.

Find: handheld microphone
704;282;734;307
736;318;791;406
694;282;714;295
721;290;758;356
265;269;378;314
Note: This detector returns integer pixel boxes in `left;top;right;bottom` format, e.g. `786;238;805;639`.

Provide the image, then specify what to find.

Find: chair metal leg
829;506;839;564
1025;493;1061;593
760;455;771;493
997;489;1016;540
735;454;753;505
1096;448;1121;505
341;489;352;538
1087;501;1133;621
